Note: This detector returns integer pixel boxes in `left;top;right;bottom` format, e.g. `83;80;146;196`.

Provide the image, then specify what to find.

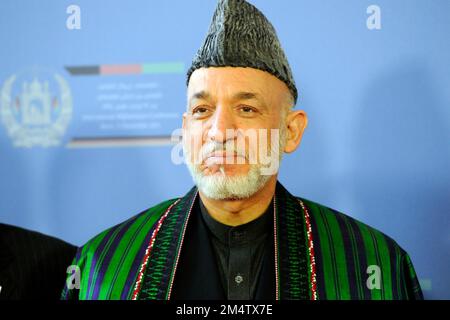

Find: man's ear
284;110;308;153
182;112;187;130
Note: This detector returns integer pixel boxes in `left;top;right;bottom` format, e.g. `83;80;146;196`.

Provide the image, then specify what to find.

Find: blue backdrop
0;0;449;299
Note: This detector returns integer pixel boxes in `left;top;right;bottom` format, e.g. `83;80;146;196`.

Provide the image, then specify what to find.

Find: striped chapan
61;181;423;300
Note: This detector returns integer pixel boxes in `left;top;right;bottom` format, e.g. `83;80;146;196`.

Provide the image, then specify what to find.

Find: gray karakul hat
186;0;298;104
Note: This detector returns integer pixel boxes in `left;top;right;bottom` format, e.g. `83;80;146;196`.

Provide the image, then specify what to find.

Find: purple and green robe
61;181;423;300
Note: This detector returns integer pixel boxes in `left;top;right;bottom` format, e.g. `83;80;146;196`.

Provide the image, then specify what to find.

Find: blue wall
0;0;449;299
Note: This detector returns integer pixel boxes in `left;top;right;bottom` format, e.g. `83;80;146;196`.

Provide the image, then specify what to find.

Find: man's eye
239;106;256;113
193;107;209;114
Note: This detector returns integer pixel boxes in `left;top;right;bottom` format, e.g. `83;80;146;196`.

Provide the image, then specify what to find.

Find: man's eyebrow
190;91;262;101
232;91;262;101
188;90;267;109
189;90;210;101
233;91;268;110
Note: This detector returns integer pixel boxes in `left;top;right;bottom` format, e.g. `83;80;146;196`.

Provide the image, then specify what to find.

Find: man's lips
207;151;239;157
203;152;247;164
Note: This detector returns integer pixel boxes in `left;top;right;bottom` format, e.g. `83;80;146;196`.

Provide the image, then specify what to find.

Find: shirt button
232;231;245;240
235;275;244;284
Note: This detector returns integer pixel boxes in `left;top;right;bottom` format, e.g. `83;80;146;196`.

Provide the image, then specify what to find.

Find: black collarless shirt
199;198;273;300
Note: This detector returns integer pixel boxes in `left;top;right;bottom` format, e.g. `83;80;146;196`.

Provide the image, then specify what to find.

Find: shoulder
297;197;408;256
71;197;181;275
89;197;180;240
295;197;423;299
0;223;76;262
0;223;76;250
0;223;77;299
78;197;180;259
62;197;180;299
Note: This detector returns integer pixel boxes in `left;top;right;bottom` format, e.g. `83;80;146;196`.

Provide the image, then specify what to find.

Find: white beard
185;160;272;200
183;125;287;200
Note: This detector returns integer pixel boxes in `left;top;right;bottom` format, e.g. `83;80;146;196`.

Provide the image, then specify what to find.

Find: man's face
183;67;292;200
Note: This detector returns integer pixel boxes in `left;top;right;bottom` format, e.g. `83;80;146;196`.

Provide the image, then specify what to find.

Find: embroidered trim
273;196;280;300
299;199;318;300
166;191;198;299
131;199;181;300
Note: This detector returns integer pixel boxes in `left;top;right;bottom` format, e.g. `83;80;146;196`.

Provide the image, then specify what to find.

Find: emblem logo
0;68;72;147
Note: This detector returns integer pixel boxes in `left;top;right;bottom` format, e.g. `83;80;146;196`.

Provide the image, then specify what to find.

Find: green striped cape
61;181;422;300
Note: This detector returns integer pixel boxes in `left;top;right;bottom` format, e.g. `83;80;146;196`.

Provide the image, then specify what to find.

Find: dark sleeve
60;247;83;300
0;224;78;300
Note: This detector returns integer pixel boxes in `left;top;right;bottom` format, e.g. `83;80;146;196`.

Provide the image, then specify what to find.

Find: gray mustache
200;141;248;160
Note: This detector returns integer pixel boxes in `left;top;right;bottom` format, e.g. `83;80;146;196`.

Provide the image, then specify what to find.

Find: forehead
187;67;287;101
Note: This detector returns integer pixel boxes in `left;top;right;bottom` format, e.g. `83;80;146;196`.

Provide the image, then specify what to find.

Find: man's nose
206;105;236;142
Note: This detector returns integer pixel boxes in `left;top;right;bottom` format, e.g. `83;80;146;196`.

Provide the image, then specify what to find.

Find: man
62;0;423;300
0;223;77;300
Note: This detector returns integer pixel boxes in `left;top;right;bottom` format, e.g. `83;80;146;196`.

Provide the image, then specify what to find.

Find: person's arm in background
0;223;77;300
